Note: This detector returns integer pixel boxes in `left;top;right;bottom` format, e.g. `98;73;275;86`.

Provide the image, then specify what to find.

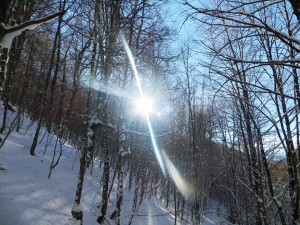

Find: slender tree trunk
71;149;86;225
30;8;64;156
71;69;92;225
110;107;126;223
97;0;121;223
0;34;25;133
47;28;62;132
16;44;33;132
97;100;110;224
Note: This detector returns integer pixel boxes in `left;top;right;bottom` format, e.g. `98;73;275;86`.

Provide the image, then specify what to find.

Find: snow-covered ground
0;112;227;225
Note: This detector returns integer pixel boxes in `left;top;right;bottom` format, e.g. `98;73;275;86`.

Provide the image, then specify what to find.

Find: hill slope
0;112;225;225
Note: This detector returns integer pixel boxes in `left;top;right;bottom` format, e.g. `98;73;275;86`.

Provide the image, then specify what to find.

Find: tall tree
184;0;300;223
29;1;66;155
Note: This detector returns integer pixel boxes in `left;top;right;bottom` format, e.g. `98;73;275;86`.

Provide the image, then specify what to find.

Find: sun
133;95;155;116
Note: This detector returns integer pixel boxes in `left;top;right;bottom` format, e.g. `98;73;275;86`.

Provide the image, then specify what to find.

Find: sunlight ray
162;151;194;198
89;80;128;98
121;34;166;175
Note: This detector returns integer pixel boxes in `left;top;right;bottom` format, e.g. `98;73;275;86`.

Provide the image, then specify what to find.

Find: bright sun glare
134;95;154;115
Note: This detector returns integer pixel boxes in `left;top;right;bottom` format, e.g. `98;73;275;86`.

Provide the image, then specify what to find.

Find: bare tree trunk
110;107;126;224
30;9;64;156
46;10;63;132
97;101;110;224
71;149;86;225
97;0;121;223
71;61;92;224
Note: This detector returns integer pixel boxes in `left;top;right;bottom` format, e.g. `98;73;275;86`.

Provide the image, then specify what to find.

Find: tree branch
0;11;65;47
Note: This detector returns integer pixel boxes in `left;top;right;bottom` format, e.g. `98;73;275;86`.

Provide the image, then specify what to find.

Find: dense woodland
1;0;300;224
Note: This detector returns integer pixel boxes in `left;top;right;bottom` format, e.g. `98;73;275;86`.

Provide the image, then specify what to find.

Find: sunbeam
162;151;194;198
121;34;166;175
88;80;128;99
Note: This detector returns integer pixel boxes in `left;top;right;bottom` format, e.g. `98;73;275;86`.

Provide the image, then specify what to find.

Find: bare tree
184;0;300;224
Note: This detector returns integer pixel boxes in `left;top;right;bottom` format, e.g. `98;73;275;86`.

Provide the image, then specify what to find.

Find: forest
1;0;300;225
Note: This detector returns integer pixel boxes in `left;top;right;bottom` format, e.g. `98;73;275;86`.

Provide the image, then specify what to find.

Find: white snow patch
0;109;224;225
72;203;83;213
0;23;41;48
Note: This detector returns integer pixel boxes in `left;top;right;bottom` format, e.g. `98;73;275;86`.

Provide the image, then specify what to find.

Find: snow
1;11;63;48
0;110;225;225
0;131;80;225
0;23;41;48
72;203;83;213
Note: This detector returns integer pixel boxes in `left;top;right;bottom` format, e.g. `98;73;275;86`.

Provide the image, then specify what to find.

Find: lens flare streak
162;151;193;198
121;35;193;198
121;34;166;175
146;115;166;175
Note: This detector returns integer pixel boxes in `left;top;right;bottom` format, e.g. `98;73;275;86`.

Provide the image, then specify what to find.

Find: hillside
0;112;226;225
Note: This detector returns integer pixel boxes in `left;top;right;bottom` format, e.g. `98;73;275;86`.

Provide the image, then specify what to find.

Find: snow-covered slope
0;112;225;225
0;112;179;225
